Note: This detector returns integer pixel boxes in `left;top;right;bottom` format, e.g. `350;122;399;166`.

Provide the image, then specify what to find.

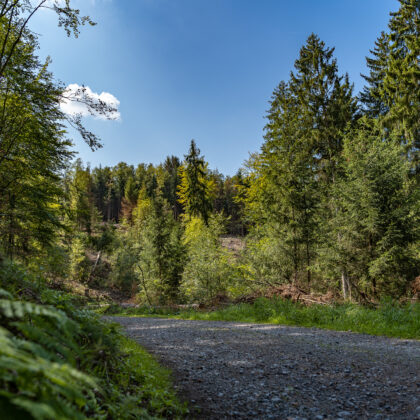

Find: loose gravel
110;317;420;419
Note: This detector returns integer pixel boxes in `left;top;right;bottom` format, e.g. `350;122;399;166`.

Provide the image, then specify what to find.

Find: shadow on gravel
112;317;420;420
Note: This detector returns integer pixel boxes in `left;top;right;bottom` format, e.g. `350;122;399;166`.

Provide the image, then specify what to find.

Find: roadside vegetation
0;2;186;418
102;298;420;340
0;260;187;419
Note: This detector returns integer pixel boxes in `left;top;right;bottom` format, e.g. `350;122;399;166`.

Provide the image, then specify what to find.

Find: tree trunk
306;241;311;285
341;270;350;300
90;251;101;277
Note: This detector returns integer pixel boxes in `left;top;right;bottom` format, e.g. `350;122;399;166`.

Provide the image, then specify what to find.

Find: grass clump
0;260;187;419
105;297;420;340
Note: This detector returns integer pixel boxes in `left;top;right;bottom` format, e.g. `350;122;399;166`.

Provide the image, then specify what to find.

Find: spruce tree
177;140;214;224
362;0;420;171
248;34;355;286
331;119;418;298
121;176;138;224
383;0;419;146
260;80;318;284
360;32;391;117
68;160;95;235
162;155;183;219
136;194;185;302
290;34;356;187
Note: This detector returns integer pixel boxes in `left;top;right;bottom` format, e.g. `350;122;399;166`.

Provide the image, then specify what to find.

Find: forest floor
110;316;420;420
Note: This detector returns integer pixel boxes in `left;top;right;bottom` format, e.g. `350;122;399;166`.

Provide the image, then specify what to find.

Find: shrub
0;260;187;419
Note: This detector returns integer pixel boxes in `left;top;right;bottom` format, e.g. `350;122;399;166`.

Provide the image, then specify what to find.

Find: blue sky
31;0;397;175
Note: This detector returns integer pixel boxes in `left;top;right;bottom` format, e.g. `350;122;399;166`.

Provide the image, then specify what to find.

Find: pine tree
362;0;420;171
360;32;391;117
290;34;356;187
68;160;95;235
385;0;420;170
259;80;318;284
121;176;138;224
177;140;214;224
247;35;355;286
134;194;185;303
112;162;135;222
162;155;183;219
91;165;113;220
332;118;418;298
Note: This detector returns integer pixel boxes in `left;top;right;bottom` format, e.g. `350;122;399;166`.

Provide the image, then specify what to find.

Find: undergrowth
0;260;187;419
103;297;420;340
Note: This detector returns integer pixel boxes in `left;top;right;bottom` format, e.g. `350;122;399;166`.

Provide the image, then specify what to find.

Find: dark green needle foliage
331;119;419;298
178;140;214;225
360;32;392;117
245;34;356;286
362;0;420;171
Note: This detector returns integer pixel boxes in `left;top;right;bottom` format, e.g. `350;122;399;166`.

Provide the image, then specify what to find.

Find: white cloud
60;83;121;121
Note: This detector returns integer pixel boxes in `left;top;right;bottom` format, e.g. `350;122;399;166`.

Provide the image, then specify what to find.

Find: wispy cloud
61;83;121;121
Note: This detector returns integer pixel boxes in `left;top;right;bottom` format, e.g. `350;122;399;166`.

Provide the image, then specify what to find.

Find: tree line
64;152;246;233
0;0;418;305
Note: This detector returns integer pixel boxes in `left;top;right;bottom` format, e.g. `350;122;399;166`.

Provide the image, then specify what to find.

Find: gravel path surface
111;317;420;419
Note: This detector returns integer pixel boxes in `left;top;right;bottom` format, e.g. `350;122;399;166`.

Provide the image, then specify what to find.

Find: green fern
0;263;187;419
0;294;100;420
0;299;67;321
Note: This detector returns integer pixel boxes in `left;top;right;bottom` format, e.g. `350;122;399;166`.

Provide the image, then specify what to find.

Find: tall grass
105;298;420;339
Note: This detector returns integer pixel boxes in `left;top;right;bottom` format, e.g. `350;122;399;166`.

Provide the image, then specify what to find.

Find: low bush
0;260;187;419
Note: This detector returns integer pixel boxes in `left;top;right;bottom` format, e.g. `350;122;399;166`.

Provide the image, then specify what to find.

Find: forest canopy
0;1;419;418
0;0;418;304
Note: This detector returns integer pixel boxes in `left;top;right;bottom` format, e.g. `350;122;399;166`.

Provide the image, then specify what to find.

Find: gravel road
110;317;420;419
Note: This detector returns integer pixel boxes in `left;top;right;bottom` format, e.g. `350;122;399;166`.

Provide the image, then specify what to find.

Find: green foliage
68;160;96;235
0;308;98;420
181;214;238;303
118;336;188;418
110;194;186;302
26;244;69;281
109;230;139;293
109;298;420;340
383;0;420;152
162;155;183;220
362;0;420;170
0;1;108;259
243;225;297;286
0;260;187;419
360;31;391;117
177;140;214;224
0;31;71;258
325;118;419;297
69;233;90;283
135;196;186;303
245;34;355;286
0;267;102;419
92;224;116;253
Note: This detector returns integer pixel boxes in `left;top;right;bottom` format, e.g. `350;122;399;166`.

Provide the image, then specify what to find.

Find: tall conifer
360;32;391;117
250;34;355;286
177;140;213;224
362;0;420;171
